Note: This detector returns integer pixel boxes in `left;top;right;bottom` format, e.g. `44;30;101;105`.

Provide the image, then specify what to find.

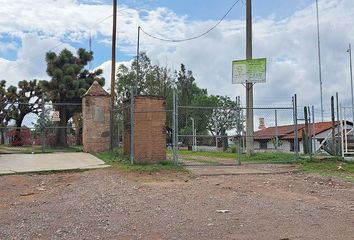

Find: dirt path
0;169;353;239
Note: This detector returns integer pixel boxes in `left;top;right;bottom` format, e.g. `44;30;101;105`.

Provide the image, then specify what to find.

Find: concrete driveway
0;152;109;175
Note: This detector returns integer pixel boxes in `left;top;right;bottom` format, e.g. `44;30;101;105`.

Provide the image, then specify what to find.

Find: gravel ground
0;168;353;240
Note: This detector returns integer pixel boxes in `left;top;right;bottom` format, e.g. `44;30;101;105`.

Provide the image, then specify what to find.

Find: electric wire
140;0;241;43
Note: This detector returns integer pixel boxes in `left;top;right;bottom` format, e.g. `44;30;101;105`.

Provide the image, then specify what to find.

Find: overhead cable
140;0;241;43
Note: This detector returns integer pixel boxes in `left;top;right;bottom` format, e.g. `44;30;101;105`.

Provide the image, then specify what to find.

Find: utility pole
111;0;117;103
348;44;354;135
110;0;117;150
245;0;254;156
135;26;141;94
316;0;324;122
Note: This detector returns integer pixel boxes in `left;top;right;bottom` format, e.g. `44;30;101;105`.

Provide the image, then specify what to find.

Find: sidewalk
0;152;109;175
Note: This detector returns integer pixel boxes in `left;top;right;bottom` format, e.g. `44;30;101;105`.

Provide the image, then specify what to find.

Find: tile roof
254;121;349;140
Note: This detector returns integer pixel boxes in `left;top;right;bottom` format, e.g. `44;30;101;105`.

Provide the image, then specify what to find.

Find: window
290;141;299;152
260;141;267;149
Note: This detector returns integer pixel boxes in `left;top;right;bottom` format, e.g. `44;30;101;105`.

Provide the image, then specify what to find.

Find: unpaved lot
0;169;353;240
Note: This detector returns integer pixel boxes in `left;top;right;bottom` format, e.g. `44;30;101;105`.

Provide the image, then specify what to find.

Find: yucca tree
41;48;104;147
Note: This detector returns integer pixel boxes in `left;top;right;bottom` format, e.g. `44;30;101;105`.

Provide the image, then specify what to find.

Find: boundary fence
0;102;83;154
124;90;300;166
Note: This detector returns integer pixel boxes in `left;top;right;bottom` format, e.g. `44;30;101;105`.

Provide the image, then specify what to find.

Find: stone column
82;81;111;153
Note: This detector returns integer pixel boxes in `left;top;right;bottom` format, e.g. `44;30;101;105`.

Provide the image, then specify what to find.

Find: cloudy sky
0;0;354;121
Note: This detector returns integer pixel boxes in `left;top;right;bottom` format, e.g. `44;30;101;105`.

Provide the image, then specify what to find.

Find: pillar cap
82;81;110;97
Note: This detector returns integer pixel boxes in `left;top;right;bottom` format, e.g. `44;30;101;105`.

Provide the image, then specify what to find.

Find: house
253;121;353;153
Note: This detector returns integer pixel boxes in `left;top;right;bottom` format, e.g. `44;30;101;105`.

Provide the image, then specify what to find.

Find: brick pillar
82;81;111;153
123;96;166;163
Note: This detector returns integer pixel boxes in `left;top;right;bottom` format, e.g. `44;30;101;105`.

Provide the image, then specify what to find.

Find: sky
0;0;354;123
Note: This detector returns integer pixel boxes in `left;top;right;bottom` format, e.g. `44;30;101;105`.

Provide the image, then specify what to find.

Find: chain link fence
121;89;300;166
176;106;296;166
0;102;82;154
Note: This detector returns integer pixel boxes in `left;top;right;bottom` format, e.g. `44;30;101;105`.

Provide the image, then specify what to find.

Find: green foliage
41;48;104;146
192;95;243;136
178;149;295;163
300;159;354;181
6;79;43;128
272;137;283;148
33;106;54;133
116;53;245;142
0;80;11;127
116;52;173;102
42;48;104;104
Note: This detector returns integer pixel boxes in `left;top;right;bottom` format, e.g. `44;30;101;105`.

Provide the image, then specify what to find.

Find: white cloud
0;34;75;86
95;60;131;92
134;0;354;117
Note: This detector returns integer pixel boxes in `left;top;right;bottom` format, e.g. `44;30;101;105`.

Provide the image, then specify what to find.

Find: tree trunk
13;116;25;146
72;112;82;145
55;107;68;147
221;128;228;152
1;128;4;145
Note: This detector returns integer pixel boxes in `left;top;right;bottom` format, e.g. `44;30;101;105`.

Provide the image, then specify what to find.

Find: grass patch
178;149;237;159
300;158;354;181
241;152;297;163
96;148;186;173
177;149;296;164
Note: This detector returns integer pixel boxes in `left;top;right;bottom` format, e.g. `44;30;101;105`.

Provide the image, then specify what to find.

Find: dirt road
0;169;353;239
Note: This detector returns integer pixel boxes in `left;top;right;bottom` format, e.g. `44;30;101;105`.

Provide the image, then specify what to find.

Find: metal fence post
175;93;179;164
344;107;348;153
340;104;344;157
293;94;299;160
117;110;120;148
41;96;45;153
130;89;135;164
236;105;242;166
109;101;113;151
275;109;278;150
312;105;316;154
172;87;177;164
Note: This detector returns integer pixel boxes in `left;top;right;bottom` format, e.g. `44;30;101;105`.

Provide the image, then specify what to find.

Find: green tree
5;80;43;145
176;63;207;131
116;52;173;103
7;80;43;128
0;80;14;144
41;48;104;146
116;53;175;139
191;95;243;150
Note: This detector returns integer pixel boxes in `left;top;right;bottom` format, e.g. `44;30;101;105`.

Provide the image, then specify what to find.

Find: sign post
232;58;266;84
232;58;266;156
52;111;60;122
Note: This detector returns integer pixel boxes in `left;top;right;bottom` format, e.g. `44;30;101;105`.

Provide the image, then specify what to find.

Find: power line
140;0;241;43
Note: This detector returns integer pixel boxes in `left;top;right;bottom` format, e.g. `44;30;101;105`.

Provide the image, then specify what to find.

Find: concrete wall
123;96;166;163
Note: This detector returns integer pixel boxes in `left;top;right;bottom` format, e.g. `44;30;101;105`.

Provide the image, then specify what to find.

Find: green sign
232;58;266;84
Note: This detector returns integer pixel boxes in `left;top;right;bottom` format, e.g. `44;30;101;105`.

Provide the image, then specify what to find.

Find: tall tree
176;63;207;131
205;95;239;136
0;80;12;144
191;95;243;150
116;52;173;103
116;52;175;134
5;80;43;145
41;48;104;146
7;80;43;128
